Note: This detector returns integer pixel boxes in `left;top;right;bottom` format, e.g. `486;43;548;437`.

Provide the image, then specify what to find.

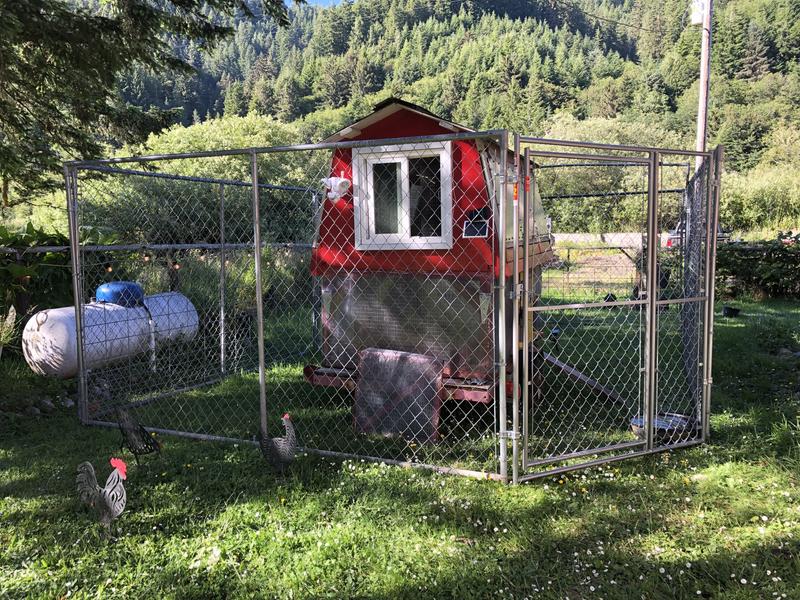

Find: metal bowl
630;412;698;443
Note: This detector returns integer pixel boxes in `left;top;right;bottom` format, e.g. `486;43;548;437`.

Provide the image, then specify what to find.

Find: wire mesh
517;144;719;479
69;134;505;477
66;133;721;482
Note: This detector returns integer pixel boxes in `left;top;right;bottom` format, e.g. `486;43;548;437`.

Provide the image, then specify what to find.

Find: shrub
720;168;800;231
715;231;800;297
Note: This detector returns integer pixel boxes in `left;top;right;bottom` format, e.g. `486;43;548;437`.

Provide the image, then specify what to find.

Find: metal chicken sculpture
258;413;297;474
76;457;127;534
116;406;162;464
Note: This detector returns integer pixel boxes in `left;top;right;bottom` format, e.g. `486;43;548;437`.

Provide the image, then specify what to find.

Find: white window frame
352;141;453;251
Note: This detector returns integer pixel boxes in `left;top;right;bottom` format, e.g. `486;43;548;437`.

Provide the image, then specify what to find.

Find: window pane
373;162;401;234
410;156;441;238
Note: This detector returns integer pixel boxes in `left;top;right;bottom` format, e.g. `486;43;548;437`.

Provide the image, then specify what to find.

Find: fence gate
513;138;721;482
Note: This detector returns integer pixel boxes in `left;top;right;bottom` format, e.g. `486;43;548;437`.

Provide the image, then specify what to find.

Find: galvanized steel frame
513;136;722;483
63;130;721;484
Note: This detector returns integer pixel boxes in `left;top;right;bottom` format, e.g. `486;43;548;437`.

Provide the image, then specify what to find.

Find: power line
549;0;665;34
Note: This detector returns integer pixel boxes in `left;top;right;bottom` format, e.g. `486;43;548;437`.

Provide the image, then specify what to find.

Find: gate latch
508;283;525;300
499;430;520;441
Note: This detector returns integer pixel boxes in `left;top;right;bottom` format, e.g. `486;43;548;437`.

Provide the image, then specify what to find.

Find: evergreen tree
249;77;276;115
0;0;290;204
224;82;247;117
314;55;354;108
715;10;748;79
274;75;304;122
737;21;771;81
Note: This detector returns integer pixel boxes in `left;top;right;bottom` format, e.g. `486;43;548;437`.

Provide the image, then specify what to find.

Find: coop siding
320;272;493;379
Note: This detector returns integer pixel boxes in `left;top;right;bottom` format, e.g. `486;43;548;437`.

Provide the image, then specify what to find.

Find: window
353;142;452;250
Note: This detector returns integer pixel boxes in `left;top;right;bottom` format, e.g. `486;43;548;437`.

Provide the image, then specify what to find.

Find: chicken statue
320;176;350;201
116;406;162;464
258;413;297;474
76;457;127;533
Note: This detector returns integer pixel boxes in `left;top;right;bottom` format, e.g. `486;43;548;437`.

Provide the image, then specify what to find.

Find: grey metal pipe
50;242;313;252
496;130;509;482
85;418;506;481
517;439;704;482
75;165;310;192
521;148;531;470
644;151;661;450
526;149;651;164
65;130;505;167
530;299;646;312
251;152;268;438
511;133;521;484
219;183;227;376
540;188;684;201
702;146;723;440
64;165;88;425
520;136;713;158
535;161;690;169
524;439;646;468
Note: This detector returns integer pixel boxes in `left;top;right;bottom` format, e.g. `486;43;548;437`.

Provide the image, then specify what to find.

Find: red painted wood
311;107;497;277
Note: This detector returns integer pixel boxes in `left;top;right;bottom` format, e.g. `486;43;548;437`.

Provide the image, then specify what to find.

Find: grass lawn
2;299;800;599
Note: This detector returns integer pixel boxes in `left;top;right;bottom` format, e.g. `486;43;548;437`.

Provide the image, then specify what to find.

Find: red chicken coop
303;99;553;442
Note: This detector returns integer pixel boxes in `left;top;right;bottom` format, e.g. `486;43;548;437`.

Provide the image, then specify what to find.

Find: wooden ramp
542;352;629;405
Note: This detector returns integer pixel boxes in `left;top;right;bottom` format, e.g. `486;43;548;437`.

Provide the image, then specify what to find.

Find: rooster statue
258;413;297;474
76;457;127;534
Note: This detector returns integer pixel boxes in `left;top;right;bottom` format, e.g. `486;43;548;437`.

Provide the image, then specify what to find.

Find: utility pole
692;0;714;171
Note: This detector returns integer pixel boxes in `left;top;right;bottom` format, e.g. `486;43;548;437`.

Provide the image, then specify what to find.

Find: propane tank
22;288;199;378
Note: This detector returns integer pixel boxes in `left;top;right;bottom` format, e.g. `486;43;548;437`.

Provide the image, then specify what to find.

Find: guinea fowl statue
258;413;297;474
76;458;127;534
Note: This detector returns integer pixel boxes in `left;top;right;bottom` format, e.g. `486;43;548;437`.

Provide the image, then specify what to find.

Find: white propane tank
22;292;199;378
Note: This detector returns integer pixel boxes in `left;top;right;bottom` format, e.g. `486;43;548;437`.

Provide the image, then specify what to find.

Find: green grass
2;299;800;598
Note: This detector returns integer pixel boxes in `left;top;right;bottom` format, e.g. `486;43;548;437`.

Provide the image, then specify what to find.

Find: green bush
716;231;800;298
0;223;123;356
720;168;800;232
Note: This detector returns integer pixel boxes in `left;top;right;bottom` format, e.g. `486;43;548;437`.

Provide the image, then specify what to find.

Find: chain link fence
63;132;721;482
516;139;721;481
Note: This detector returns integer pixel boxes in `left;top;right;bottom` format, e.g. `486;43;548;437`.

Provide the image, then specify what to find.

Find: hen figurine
258;413;297;474
76;457;127;534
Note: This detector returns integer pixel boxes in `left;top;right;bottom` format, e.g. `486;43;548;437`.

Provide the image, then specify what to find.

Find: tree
248;78;276;115
0;0;289;207
224;82;247;117
314;55;354;109
274;75;304;122
737;21;771;81
715;10;748;79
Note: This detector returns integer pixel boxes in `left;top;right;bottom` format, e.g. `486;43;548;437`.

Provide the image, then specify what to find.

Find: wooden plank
542;352;628;405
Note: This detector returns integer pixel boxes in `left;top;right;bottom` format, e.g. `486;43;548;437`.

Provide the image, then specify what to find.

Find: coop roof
321;98;473;143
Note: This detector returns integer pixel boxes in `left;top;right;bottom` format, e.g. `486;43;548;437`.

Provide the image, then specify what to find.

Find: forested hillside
119;0;800;168
9;0;800;231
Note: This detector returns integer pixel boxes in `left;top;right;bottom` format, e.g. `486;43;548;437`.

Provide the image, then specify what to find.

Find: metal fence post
251;152;268;438
644;151;660;450
497;130;509;482
521;148;532;471
702;146;723;440
219;183;227;376
511;133;521;484
64;165;88;424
